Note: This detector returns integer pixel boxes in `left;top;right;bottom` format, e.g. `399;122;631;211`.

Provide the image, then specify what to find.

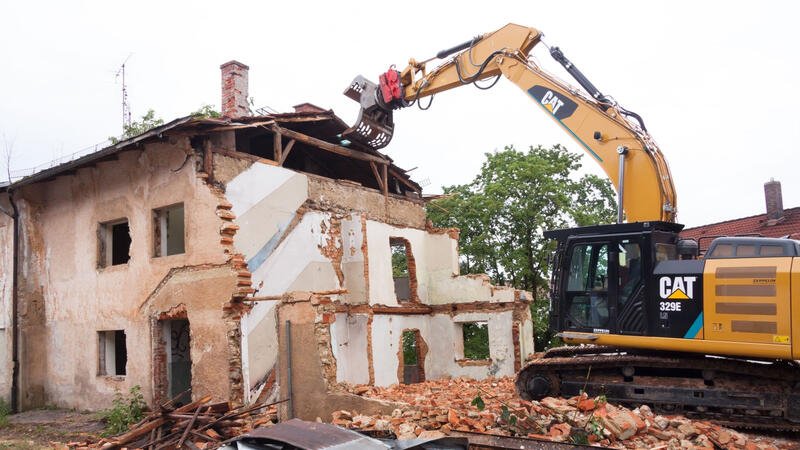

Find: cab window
565;243;609;329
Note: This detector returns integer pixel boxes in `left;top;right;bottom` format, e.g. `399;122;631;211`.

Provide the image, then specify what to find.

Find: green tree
462;322;490;360
191;104;221;119
427;145;617;350
110;109;164;144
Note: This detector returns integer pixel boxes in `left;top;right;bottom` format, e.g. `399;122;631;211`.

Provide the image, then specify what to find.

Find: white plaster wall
366;221;430;305
520;319;535;358
340;215;367;304
366;220;520;305
0;218;12;402
0;221;11;329
370;311;518;386
240;300;279;402
224;163;308;270
330;313;370;384
250;211;341;297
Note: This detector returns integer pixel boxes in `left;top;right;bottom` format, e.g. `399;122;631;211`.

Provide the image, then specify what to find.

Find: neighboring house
0;61;534;420
681;180;799;254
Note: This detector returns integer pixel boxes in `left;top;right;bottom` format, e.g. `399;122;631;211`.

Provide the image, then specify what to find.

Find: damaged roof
2;109;421;196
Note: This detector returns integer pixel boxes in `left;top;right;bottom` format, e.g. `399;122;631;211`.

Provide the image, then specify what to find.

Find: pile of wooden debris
69;395;281;449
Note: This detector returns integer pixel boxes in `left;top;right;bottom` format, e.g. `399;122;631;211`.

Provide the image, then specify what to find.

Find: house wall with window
9;139;240;411
0;60;535;415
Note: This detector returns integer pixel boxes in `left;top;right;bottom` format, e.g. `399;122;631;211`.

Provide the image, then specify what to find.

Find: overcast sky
1;1;797;227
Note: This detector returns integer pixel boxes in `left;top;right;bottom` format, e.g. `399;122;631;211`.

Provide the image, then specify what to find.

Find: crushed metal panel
226;418;388;449
224;419;470;450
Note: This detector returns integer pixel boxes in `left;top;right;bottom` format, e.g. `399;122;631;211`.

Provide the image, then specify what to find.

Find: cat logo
540;90;565;114
659;276;697;300
527;86;578;120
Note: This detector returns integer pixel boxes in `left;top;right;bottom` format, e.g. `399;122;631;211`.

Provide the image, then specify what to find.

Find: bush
0;397;11;427
102;385;147;436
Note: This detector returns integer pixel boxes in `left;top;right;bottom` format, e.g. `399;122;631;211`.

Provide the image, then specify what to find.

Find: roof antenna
115;54;133;133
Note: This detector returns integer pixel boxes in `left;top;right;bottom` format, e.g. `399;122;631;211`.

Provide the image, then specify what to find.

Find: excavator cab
546;222;693;338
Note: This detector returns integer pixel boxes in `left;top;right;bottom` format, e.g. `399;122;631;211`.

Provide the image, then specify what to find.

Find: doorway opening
398;329;427;384
155;314;192;406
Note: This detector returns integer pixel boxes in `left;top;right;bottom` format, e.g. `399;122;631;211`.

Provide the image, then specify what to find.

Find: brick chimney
220;60;250;118
764;178;784;222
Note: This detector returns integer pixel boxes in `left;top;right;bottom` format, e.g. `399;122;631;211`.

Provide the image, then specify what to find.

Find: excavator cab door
553;232;654;336
561;241;615;332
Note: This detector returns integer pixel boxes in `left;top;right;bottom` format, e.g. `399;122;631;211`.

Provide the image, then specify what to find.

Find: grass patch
0;398;11;428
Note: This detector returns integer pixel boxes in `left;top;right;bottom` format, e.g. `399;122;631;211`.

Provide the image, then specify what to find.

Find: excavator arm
343;23;677;223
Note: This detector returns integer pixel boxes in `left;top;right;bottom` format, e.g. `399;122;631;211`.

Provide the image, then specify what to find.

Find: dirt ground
0;410;104;449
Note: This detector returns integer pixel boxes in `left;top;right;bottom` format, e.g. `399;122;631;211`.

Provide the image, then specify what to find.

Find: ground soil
0;410;103;449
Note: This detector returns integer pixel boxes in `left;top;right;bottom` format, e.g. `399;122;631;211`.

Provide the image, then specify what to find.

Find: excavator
341;23;800;429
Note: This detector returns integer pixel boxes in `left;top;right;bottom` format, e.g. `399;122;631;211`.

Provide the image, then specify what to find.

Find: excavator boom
342;23;677;223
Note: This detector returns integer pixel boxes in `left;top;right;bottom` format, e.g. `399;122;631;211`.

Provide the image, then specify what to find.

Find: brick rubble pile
333;377;797;449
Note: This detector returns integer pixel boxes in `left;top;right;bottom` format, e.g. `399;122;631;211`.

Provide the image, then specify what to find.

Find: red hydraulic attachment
379;68;403;106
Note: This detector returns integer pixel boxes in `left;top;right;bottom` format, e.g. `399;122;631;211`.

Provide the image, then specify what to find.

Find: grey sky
1;1;797;227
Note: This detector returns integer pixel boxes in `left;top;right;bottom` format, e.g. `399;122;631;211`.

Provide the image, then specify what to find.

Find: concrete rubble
330;377;798;450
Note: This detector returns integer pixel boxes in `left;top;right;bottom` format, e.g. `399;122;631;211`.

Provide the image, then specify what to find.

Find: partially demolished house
0;61;534;419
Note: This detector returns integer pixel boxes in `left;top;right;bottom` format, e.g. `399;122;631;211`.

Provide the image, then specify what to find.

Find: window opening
390;237;413;301
99;219;131;267
98;330;127;376
618;242;642;306
462;322;490;360
154;204;185;257
565;243;610;329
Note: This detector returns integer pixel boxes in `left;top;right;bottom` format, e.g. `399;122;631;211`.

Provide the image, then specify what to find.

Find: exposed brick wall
220;61;250;119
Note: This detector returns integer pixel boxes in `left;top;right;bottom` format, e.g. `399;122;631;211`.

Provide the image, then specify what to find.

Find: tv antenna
115;54;133;131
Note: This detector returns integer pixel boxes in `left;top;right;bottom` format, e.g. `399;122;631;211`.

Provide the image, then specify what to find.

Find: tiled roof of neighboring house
681;206;800;252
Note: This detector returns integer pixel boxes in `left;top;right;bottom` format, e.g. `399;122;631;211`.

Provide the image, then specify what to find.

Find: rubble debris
68;394;281;449
332;377;798;450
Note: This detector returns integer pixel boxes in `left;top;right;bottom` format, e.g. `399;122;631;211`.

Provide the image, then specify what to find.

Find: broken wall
13;139;239;410
228;157;533;405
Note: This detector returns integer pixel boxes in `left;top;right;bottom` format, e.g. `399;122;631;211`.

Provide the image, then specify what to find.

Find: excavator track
515;346;800;432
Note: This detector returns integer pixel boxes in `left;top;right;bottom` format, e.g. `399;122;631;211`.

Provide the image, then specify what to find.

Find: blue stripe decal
683;312;704;339
246;213;296;273
530;96;603;163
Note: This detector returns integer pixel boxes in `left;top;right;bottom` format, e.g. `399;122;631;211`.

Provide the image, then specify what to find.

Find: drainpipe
285;320;293;419
0;189;19;412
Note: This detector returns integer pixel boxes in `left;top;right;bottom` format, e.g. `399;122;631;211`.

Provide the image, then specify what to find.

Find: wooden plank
272;127;283;163
279;139;296;165
388;167;420;193
203;140;214;183
108;418;166;448
382;163;389;198
177;405;203;447
369;161;384;191
274;125;389;165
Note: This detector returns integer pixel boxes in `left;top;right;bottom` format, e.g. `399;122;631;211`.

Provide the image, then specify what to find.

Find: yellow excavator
342;23;800;429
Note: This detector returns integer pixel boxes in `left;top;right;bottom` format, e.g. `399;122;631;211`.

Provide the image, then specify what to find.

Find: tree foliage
402;330;418;365
427;145;617;349
391;242;409;278
191;104;222;119
462;322;490;360
110;109;164;144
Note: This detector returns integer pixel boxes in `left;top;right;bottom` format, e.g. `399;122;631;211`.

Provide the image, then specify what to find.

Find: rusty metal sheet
449;430;596;449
